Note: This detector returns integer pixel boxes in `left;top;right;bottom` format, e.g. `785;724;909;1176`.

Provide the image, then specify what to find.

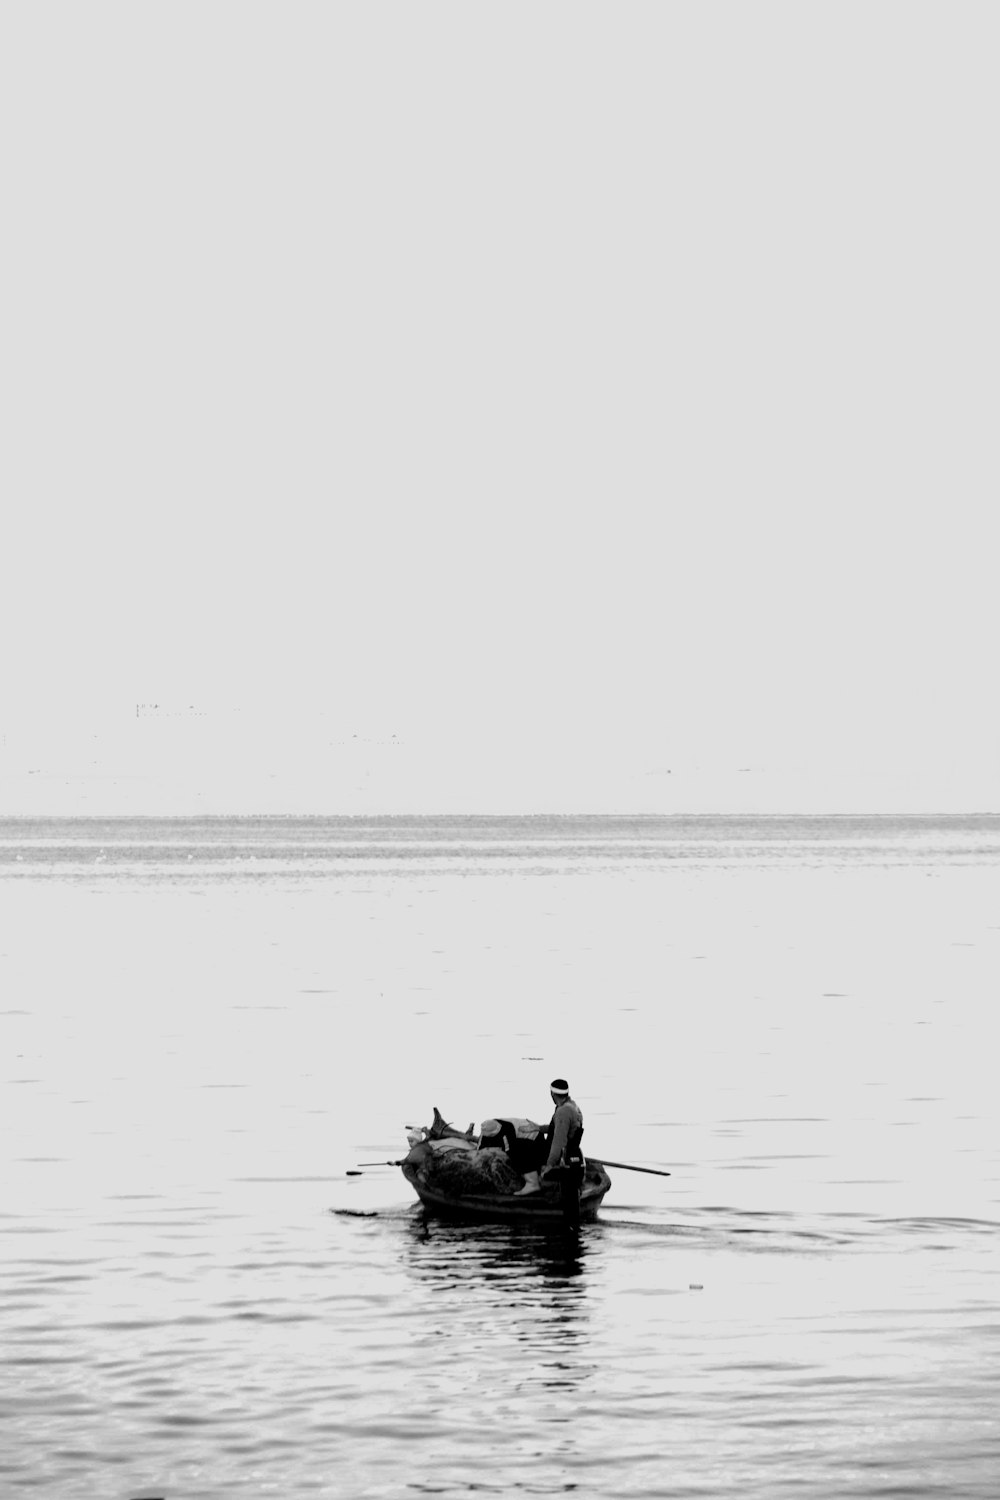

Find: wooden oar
591;1158;671;1178
354;1157;670;1176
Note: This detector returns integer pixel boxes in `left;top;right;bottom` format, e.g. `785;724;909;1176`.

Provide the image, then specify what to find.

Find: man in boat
477;1117;545;1177
515;1078;584;1197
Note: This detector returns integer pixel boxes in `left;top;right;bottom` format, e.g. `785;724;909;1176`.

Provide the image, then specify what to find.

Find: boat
402;1154;613;1224
399;1108;613;1224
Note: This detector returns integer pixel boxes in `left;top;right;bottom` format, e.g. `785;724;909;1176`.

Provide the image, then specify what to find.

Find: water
3;815;999;1497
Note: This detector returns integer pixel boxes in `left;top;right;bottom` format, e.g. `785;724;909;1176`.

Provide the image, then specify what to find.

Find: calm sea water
3;814;999;1498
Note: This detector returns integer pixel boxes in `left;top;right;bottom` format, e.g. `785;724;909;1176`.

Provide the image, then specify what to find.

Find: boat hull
402;1159;612;1224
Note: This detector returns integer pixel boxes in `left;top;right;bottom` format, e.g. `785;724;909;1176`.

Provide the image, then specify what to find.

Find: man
477;1116;544;1176
515;1078;584;1197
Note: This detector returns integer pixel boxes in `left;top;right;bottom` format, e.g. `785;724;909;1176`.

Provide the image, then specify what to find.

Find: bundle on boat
417;1141;523;1196
402;1132;522;1193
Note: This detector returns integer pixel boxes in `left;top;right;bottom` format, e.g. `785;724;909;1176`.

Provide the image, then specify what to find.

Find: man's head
550;1077;570;1102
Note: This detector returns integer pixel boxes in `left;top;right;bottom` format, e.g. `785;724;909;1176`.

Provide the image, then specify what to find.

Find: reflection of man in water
516;1077;584;1197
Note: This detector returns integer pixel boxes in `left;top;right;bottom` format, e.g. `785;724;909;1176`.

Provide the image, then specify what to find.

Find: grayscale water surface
3;815;999;1497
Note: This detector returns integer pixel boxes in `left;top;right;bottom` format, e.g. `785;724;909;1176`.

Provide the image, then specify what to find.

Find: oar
591;1158;671;1178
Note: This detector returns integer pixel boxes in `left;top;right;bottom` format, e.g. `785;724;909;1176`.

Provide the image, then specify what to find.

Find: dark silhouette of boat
400;1108;612;1224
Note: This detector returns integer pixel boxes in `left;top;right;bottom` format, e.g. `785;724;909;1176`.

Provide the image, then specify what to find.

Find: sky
2;3;998;813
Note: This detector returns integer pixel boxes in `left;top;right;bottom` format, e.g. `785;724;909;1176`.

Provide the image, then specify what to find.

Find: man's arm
544;1106;570;1171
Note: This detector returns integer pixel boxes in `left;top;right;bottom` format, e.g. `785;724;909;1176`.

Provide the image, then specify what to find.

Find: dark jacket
544;1097;584;1171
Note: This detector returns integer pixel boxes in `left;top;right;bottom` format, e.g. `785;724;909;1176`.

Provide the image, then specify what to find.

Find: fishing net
426;1146;522;1196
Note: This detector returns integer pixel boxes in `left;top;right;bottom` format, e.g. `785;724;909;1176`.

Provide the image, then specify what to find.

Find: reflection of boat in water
401;1215;594;1380
400;1108;612;1225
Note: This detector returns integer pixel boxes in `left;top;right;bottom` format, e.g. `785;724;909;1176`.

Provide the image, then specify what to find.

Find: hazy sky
3;4;997;812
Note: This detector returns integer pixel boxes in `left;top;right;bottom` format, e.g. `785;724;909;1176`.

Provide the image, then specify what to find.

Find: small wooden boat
402;1155;612;1224
400;1108;612;1224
